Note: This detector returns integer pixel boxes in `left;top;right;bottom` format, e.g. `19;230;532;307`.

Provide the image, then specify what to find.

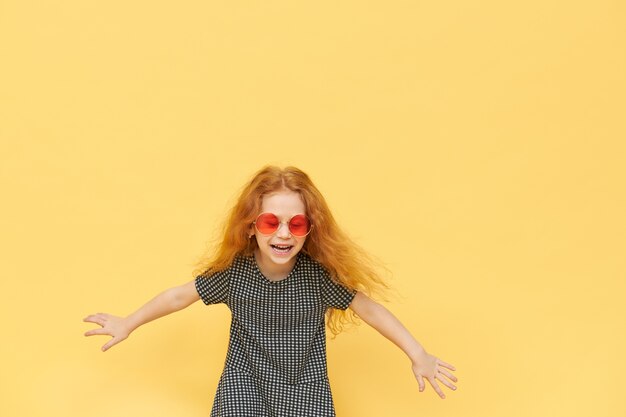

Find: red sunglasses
253;213;312;237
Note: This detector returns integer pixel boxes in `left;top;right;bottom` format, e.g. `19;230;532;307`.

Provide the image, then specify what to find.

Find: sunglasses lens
255;213;279;234
255;213;311;236
289;214;311;237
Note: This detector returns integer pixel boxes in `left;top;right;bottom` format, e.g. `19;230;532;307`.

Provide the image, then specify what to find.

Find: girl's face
251;190;308;279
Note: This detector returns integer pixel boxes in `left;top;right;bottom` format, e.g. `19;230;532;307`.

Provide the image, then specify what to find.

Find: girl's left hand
411;351;457;399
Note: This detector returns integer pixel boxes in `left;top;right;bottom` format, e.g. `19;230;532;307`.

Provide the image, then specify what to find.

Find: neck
254;250;297;281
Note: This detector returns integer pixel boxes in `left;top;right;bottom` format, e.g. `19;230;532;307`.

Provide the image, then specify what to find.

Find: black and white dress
195;252;356;417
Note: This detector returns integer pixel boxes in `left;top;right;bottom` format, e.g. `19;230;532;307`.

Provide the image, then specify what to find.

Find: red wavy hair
194;166;388;334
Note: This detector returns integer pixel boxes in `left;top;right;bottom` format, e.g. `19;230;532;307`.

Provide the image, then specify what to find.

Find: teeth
271;245;292;253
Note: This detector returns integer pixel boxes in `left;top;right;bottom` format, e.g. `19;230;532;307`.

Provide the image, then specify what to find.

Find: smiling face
251;190;308;280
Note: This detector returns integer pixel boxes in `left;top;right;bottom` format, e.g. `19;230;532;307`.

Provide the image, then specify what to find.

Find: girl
84;166;457;416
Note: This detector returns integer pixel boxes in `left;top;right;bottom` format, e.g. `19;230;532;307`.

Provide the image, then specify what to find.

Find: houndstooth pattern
195;252;355;417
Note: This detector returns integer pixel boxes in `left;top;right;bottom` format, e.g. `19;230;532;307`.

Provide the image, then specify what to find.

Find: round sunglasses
253;213;312;237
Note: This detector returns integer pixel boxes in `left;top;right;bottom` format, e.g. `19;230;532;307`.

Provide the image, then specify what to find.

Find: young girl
84;166;457;416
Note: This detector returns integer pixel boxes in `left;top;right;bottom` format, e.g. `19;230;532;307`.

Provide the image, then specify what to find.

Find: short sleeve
321;272;356;310
195;268;230;305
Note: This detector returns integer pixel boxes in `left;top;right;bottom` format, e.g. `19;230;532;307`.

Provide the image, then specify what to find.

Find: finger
101;338;118;352
438;367;458;383
83;316;106;327
428;377;446;399
84;313;108;322
83;317;104;327
437;359;456;372
84;328;110;337
416;374;425;392
435;370;457;391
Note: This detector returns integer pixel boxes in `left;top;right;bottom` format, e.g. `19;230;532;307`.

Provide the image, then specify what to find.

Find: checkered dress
195;252;356;417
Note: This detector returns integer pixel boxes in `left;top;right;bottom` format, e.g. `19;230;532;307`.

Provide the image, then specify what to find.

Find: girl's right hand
83;313;131;352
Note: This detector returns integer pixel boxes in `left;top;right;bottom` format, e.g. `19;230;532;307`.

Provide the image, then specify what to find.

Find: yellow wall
1;1;624;416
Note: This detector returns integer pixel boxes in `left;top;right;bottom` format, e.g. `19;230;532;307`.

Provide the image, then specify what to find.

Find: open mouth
271;244;293;255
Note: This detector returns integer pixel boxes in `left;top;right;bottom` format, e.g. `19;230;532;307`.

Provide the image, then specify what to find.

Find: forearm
125;282;199;333
351;292;427;364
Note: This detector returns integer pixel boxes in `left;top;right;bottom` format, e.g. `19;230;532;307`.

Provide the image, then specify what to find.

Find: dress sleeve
321;271;356;310
195;268;230;305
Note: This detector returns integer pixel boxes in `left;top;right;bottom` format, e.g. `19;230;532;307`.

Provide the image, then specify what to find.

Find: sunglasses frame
252;212;313;237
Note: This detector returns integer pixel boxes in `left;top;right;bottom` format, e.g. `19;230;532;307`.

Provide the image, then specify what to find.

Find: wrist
410;347;428;365
123;315;140;335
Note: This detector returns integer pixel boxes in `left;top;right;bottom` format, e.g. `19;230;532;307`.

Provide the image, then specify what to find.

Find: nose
276;222;291;238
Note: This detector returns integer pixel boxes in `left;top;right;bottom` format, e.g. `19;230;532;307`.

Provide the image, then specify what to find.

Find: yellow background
1;1;624;416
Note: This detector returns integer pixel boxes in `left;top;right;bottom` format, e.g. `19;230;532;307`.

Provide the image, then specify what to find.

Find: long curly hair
194;165;388;334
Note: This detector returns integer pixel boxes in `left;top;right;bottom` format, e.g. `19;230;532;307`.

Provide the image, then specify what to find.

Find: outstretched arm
349;291;457;399
83;280;201;352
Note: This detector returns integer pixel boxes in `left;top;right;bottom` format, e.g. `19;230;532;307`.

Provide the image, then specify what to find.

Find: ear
247;224;255;238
